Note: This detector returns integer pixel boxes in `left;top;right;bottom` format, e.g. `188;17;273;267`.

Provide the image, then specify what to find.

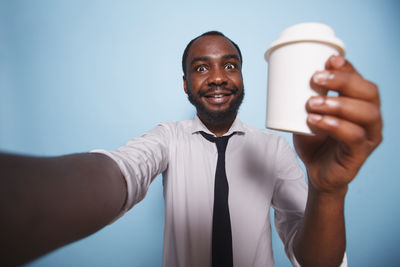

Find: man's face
183;35;244;125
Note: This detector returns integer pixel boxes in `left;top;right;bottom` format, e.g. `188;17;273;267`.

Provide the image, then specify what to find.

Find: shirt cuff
287;232;348;267
90;149;132;224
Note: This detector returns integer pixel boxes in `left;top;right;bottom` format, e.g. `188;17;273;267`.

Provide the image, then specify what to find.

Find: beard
187;86;245;126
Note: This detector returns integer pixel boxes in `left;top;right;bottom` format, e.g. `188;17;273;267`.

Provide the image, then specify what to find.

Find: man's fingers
307;96;383;143
309;55;383;147
311;70;380;105
307;114;368;150
313;55;380;106
325;55;356;73
307;96;381;126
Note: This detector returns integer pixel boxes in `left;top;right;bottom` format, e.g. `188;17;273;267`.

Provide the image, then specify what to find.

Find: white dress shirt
93;116;311;267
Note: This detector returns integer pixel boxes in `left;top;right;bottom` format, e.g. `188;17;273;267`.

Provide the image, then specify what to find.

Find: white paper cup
264;22;345;135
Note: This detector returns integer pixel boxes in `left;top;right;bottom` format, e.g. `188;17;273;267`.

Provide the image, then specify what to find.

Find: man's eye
225;63;236;70
196;66;207;72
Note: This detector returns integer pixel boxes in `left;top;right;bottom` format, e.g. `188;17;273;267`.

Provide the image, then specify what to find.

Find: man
0;31;382;266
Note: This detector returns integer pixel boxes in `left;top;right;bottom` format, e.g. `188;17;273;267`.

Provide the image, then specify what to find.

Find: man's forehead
187;35;240;60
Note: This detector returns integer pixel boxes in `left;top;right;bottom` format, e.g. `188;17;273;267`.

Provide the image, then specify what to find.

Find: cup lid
265;22;346;60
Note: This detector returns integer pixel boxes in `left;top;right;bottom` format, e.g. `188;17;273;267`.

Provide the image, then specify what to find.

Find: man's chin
196;108;237;126
201;104;231;114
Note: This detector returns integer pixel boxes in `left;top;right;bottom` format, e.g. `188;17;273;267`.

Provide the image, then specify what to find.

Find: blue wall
1;0;399;266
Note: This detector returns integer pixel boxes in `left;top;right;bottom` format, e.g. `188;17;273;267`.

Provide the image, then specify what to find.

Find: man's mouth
203;92;233;104
205;93;231;98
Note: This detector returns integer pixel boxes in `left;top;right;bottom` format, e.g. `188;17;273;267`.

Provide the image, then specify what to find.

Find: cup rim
264;22;346;60
264;39;346;60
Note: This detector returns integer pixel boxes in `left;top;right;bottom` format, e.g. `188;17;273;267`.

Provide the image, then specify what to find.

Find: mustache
198;86;239;97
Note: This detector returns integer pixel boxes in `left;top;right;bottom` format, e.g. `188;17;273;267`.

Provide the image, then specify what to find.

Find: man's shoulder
148;119;195;137
157;119;194;130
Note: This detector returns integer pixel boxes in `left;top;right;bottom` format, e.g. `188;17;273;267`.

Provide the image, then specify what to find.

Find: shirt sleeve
91;123;170;219
271;136;347;267
271;136;307;266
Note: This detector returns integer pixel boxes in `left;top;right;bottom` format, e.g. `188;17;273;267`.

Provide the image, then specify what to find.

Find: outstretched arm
293;55;382;266
0;152;126;265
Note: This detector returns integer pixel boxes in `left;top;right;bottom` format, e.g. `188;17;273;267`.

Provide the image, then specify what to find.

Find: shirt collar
190;115;246;137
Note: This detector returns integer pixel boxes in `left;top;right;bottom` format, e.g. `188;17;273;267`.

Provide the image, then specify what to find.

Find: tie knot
199;131;235;154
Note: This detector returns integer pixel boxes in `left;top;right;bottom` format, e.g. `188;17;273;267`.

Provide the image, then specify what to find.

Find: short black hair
181;31;243;76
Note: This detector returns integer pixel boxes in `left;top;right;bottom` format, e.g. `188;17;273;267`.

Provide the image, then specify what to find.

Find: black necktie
200;131;235;267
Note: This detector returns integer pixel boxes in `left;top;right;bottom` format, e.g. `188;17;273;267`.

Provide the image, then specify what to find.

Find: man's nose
207;67;227;86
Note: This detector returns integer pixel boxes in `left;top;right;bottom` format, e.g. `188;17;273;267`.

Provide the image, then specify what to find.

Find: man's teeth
209;94;225;98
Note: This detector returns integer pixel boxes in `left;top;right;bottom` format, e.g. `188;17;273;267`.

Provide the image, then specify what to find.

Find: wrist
308;182;348;201
306;168;349;198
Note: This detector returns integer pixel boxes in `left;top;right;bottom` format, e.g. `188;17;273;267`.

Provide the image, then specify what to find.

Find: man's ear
183;75;188;94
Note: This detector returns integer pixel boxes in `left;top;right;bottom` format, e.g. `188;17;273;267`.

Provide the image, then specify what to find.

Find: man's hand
292;55;383;266
294;55;383;194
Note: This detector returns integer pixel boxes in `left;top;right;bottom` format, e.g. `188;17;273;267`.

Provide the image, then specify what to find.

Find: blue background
1;0;399;266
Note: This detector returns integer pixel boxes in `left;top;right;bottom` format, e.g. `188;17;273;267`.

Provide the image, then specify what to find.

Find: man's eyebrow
190;56;210;66
222;54;240;61
190;54;240;66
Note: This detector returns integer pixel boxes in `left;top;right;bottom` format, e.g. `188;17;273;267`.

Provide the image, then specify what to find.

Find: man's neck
198;115;236;137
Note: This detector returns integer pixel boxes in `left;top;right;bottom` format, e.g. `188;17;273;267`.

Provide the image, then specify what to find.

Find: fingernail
325;98;339;108
309;97;324;107
331;56;345;68
308;114;323;124
313;71;334;84
325;117;339;127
